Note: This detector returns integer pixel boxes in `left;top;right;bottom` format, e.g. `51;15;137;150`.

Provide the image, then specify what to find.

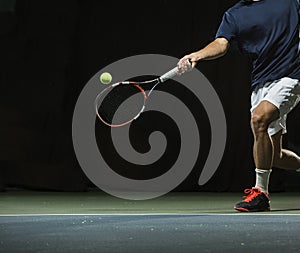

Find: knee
251;112;271;134
251;101;280;135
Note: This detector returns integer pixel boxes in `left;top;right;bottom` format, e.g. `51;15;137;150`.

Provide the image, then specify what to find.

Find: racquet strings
96;82;147;126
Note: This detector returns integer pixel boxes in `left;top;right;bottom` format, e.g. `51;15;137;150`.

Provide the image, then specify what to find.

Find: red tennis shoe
234;187;270;212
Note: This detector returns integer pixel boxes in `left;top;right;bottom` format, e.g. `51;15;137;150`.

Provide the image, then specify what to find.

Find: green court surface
0;191;299;215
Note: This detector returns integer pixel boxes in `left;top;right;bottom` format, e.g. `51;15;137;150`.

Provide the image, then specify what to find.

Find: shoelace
243;188;261;202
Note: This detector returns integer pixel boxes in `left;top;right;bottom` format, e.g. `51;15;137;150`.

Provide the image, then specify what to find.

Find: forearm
195;38;229;61
178;38;229;73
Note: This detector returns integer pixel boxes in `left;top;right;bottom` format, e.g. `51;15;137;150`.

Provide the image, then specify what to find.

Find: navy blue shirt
216;0;300;87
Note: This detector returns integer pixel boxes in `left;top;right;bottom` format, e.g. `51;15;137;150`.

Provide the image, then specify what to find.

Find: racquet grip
159;67;178;83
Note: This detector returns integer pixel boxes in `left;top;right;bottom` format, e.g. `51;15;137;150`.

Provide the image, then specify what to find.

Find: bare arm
178;38;229;73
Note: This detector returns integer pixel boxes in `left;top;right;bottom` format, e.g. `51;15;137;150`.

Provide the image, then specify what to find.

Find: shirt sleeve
215;11;238;42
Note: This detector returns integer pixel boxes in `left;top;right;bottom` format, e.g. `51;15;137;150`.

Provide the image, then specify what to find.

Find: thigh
251;78;300;136
264;77;300;117
252;100;280;123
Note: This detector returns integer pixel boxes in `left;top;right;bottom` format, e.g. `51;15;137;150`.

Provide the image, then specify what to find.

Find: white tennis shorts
251;77;300;136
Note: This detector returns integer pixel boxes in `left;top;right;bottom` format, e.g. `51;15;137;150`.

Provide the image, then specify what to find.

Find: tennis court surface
0;191;299;253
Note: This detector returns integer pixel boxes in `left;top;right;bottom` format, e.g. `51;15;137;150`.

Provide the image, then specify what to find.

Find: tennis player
178;0;300;212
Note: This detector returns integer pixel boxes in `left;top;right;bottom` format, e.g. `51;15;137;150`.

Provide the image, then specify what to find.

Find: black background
0;0;299;192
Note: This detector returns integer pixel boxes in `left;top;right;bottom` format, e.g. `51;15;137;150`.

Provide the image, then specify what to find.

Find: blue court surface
1;214;300;253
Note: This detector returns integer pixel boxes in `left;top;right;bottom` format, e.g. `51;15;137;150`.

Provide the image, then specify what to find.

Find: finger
178;56;189;68
191;61;197;68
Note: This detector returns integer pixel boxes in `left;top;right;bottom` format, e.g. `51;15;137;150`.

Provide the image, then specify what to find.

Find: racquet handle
159;67;178;83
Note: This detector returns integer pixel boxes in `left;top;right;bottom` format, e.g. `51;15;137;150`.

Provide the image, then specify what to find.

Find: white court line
0;213;300;217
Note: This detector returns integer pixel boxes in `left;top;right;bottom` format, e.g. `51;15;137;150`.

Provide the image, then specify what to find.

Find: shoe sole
234;206;270;212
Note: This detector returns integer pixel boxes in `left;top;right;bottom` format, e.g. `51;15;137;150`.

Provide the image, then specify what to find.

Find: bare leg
251;101;280;170
272;131;300;170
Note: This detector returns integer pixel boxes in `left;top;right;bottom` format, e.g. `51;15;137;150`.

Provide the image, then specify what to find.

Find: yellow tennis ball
100;72;112;84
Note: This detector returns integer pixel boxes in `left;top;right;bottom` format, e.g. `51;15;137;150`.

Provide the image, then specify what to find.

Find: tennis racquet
95;62;191;128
